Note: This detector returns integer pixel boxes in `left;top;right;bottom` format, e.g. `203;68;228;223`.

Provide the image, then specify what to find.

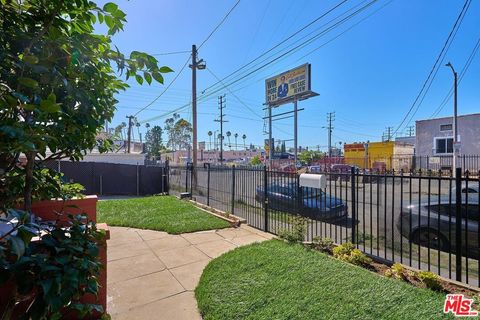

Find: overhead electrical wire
138;0;380;125
430;36;480;118
199;0;378;100
393;0;472;135
198;0;241;50
151;50;190;56
132;0;241;121
132;54;191;117
200;0;350;94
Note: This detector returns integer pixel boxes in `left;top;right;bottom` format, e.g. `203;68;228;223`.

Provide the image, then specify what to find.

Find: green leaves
143;71;152;85
159;66;174;73
8;236;26;258
152;71;164;84
135;74;143;85
18;77;38;88
22;54;39;65
40;93;61;113
103;2;118;13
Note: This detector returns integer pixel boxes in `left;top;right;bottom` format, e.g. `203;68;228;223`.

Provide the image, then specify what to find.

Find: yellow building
344;141;414;171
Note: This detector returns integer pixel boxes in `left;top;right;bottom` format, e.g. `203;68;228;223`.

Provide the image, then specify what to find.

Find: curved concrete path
107;225;274;319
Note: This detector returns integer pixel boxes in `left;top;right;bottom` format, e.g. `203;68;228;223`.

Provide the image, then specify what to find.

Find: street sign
265;64;313;107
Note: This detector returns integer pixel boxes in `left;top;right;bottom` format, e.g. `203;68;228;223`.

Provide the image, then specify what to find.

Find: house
416;113;480;156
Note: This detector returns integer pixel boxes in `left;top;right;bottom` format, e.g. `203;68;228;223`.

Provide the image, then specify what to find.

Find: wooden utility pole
214;95;227;163
126;115;134;153
326;112;335;157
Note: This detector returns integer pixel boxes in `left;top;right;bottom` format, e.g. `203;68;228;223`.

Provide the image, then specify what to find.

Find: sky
104;0;479;151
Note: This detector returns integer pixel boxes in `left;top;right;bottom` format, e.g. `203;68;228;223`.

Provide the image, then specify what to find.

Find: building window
435;137;453;154
440;124;452;131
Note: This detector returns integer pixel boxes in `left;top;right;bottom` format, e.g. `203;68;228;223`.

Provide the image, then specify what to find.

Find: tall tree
145;125;163;158
164;114;192;151
0;0;173;210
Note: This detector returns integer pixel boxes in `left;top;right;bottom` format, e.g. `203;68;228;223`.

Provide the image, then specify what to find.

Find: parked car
255;182;348;221
397;194;479;258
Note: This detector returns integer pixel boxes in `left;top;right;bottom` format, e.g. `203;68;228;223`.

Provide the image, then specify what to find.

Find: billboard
265;63;311;106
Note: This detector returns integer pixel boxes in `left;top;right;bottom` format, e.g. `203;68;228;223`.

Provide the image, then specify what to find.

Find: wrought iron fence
168;164;480;288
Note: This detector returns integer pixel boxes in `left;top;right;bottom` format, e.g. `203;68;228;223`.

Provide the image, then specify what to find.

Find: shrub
332;242;372;266
278;216;306;243
416;271;442;291
311;236;334;253
385;263;406;280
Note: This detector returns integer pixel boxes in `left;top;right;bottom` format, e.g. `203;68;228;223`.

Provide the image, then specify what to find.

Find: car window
462;188;478;194
429;204;452;215
429;204;479;221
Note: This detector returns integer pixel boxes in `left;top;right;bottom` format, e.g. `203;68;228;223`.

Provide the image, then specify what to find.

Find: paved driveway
107;225;274;319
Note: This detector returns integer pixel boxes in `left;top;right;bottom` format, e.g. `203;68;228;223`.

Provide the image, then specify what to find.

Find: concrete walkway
107;225;274;319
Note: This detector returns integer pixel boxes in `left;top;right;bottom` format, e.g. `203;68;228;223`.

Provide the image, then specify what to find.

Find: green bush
416;271;442;291
332;242;372;266
278;216;306;243
385;263;406;280
311;236;334;253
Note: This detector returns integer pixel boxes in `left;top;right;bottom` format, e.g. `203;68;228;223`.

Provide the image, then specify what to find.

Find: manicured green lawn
97;196;230;234
196;240;453;320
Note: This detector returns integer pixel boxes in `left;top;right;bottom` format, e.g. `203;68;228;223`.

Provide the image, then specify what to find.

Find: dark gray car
397;195;479;258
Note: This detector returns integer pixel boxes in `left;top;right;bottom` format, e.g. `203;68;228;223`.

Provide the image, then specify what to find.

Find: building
161;149;264;165
344;141;414;171
416;113;480;157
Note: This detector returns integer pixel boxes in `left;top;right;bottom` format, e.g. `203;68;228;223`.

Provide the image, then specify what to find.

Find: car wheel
411;228;449;251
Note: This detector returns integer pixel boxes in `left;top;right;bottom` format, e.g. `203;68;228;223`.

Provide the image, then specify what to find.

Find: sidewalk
107;225;274;319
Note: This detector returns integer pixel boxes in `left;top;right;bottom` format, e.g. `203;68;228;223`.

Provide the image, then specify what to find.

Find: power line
133;54;191;117
198;0;241;50
151;50;190;56
430;36;480;118
200;0;378;100
393;0;472;135
200;0;350;94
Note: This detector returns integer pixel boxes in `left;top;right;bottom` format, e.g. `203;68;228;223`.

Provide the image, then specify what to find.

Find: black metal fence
168;164;480;288
46;161;168;196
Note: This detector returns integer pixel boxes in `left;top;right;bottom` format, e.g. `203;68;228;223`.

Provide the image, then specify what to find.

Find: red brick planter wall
3;196;109;319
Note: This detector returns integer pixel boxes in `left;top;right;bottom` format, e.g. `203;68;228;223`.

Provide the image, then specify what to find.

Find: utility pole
446;62;459;174
384;126;394;142
214;95;227;163
326;112;335;157
189;44;206;167
406;125;415;137
126;115;134;153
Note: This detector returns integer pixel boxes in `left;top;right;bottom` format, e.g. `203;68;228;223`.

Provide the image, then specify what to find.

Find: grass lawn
97;196;230;234
196;240;453;320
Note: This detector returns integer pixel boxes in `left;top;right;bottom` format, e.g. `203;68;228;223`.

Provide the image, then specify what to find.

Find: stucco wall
416;113;480;156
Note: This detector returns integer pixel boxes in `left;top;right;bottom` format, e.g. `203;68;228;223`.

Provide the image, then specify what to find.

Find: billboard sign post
264;63;318;168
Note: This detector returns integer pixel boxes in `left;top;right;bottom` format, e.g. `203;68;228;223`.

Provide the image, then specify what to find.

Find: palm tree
226;131;232;150
242;134;247;150
207;131;213;150
234;133;238;150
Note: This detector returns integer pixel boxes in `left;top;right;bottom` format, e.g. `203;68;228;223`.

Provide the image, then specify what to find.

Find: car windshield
269;184;325;199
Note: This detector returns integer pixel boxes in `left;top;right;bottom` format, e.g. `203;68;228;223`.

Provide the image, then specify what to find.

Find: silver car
397;188;479;258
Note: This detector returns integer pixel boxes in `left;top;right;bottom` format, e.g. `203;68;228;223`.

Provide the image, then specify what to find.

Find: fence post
264;165;268;232
205;163;210;206
455;167;462;282
165;161;170;194
350;166;356;244
99;175;103;196
231;165;235;215
185;163;189;193
136;162;140;196
190;165;193;196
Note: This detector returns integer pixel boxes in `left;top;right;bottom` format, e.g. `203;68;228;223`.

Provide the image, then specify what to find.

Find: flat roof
416;113;480;123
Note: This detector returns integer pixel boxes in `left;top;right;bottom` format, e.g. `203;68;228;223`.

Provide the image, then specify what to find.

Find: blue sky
106;0;479;151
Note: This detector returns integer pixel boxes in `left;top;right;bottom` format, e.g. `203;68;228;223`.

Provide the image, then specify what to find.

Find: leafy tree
164;113;192;151
250;155;262;166
0;0;173;210
145;125;163;158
